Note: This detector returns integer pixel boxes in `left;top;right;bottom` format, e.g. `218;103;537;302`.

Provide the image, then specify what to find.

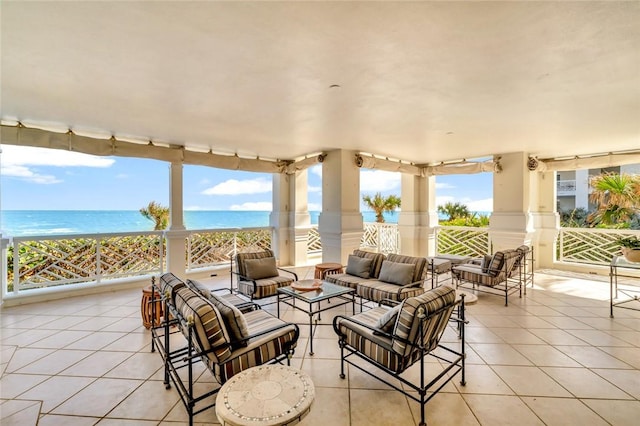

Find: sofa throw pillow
244;257;278;280
345;255;373;279
378;260;415;286
186;279;211;298
209;292;249;348
374;301;404;334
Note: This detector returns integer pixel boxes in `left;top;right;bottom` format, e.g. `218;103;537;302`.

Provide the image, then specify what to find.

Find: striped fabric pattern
158;272;186;302
392;286;456;357
174;287;232;363
235;249;274;277
454;249;521;287
352;249;386;278
209;292;249;348
356;280;424;302
211;309;298;382
336;306;405;372
386;254;427;283
325;273;371;289
237;275;294;299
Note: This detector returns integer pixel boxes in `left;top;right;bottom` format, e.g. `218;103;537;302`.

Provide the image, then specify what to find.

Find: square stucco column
531;170;560;269
398;174;438;257
318;150;363;264
166;162;187;274
270;171;311;266
490;152;536;251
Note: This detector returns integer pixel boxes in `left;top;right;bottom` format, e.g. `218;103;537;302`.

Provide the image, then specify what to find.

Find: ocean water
0;210;398;237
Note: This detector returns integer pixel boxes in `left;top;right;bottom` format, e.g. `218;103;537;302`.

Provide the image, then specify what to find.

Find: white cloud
1;145;114;184
310;164;322;177
436;182;455;189
466;198;493;212
308;202;322;211
308;185;322;193
1;164;61;184
202;177;272;195
360;170;401;192
1;145;114;167
435;196;493;212
230;201;273;211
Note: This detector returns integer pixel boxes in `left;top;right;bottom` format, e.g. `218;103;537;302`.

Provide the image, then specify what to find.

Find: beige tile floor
1;267;639;425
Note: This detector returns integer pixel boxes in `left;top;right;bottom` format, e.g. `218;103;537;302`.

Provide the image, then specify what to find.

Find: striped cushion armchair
333;286;466;426
231;249;298;301
155;282;299;425
452;249;523;306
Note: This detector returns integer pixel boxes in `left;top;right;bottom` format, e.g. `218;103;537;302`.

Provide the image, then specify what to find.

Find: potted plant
617;236;640;262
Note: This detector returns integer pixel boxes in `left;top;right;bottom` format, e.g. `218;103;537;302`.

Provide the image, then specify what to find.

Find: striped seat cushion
335;306;409;373
238;275;294;299
325;273;371;289
174;287;232;364
210;309;298;383
392;286;456;357
356;280;425;303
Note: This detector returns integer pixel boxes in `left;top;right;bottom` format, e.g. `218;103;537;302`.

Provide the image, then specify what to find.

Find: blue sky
0;145;493;212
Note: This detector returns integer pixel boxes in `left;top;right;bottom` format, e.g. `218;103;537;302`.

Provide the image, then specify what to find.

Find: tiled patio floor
1;268;639;425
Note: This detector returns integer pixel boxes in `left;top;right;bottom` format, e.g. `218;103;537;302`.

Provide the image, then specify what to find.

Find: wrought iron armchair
230;249;298;301
333;286;466;426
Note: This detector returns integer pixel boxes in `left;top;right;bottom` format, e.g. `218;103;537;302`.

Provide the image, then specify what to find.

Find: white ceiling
2;1;639;165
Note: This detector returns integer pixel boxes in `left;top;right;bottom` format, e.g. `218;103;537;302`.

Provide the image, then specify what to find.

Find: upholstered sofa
325;250;427;304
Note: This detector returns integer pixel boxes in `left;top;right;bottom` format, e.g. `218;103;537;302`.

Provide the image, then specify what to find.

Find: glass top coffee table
610;255;640;317
277;280;355;356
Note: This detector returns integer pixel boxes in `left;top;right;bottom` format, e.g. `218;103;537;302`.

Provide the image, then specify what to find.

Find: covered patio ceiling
2;1;639;166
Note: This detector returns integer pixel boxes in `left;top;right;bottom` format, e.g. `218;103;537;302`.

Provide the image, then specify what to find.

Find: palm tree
588;173;640;226
140;201;169;230
437;202;470;221
362;192;401;223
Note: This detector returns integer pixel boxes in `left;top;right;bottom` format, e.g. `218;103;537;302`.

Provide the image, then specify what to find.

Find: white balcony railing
557;179;577;195
557;227;640;265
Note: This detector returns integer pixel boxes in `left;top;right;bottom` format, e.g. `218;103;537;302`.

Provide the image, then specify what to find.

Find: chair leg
339;339;346;379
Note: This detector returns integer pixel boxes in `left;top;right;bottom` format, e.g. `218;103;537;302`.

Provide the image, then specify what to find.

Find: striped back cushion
235;249;275;277
174;287;232;363
386;254;427;283
352;250;386;279
392;286;456;357
158;272;186;303
502;249;522;279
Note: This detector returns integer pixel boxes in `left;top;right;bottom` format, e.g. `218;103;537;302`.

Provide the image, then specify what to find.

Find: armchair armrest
276;266;299;281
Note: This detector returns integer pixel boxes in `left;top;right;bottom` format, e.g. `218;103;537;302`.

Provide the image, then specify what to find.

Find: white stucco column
270;171;311;266
490;152;535;251
531;170;560;269
318;150;363;264
398;174;438;257
166;162;188;274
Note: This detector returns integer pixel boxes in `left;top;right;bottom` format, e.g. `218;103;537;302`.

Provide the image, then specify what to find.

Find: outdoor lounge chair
452;248;522;305
333;285;466;426
231;249;298;301
151;273;299;425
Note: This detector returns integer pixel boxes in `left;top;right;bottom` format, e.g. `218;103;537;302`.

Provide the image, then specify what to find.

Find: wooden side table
314;262;344;279
216;365;315;426
141;285;163;329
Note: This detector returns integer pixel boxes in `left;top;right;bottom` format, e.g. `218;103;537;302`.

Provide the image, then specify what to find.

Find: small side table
216;365;315;426
141;285;163;329
314;262;344;279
